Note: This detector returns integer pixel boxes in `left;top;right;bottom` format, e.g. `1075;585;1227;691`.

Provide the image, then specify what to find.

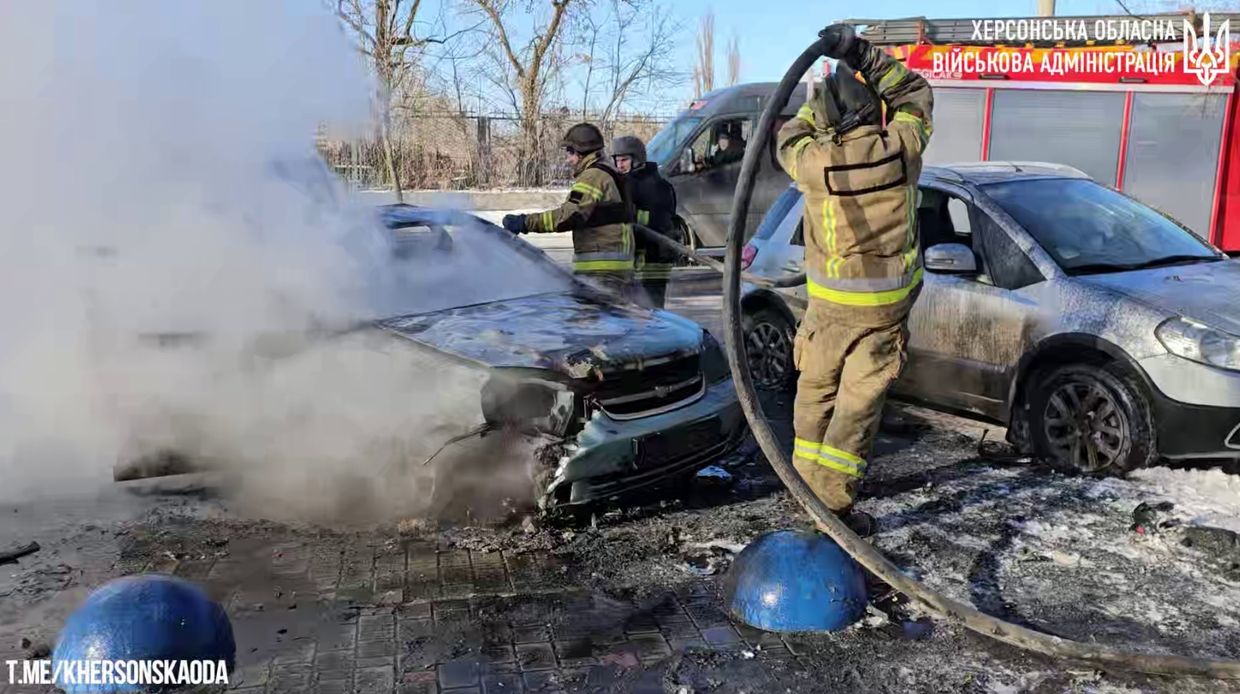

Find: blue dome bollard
53;574;235;693
723;529;868;633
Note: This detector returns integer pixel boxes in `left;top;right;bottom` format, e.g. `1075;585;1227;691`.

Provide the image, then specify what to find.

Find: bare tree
575;12;604;118
726;34;740;86
336;0;442;201
694;9;715;98
575;0;682;134
470;0;574;186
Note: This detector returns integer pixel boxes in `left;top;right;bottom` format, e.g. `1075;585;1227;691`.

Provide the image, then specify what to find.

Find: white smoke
0;2;561;521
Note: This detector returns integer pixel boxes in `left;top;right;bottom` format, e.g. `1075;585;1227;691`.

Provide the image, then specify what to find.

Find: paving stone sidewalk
1;536;802;694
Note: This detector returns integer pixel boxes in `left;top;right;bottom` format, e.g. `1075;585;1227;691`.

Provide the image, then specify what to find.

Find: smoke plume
0;2;562;523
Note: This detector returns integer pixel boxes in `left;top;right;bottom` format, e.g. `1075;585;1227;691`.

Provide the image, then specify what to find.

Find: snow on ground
862;454;1240;662
1122;467;1240;533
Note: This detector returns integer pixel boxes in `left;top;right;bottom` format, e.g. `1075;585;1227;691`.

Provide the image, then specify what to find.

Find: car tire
741;307;797;392
1027;362;1157;476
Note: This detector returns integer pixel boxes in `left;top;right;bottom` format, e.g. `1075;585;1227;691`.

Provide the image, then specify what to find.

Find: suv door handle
783;261;803;272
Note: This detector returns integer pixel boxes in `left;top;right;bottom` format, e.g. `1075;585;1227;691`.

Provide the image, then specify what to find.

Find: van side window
685;117;751;172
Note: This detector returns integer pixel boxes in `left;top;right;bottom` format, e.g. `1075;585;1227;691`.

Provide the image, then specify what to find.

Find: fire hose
707;41;1240;679
631;224;807;292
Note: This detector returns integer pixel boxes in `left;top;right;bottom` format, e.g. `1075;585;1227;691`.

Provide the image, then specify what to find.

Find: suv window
919;188;1043;290
973;213;1044;290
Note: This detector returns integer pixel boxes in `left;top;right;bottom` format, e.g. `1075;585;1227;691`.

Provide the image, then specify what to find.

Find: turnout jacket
627;162;679;279
776;40;934;325
523;151;635;274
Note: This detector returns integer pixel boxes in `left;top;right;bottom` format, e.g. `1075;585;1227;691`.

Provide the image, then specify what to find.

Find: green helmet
610;135;647;166
562;123;605;155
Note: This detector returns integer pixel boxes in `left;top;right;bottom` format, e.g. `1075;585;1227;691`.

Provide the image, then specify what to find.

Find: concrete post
1037;0;1055;17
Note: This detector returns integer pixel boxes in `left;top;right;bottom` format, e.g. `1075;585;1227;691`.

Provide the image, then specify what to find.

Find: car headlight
1155;317;1240;372
700;331;731;384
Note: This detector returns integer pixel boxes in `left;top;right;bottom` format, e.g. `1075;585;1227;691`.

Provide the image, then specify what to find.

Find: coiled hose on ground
710;41;1240;679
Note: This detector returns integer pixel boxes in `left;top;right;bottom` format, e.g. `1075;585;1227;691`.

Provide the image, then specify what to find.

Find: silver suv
739;162;1240;475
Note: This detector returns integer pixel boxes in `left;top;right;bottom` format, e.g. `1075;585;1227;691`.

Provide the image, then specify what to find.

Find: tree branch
473;0;526;80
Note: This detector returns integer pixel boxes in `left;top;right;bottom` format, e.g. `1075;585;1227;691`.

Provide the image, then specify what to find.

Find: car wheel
1028;363;1156;475
742;307;796;392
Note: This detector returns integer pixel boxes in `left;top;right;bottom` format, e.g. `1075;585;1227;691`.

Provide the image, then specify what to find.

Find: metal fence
317;112;672;191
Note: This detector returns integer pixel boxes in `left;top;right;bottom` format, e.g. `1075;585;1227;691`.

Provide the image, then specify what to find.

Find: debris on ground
521;515;539;535
695;466;732;482
0;540;40;564
1131;500;1177;534
23;638;50;659
1181;525;1240;558
397;517;436;537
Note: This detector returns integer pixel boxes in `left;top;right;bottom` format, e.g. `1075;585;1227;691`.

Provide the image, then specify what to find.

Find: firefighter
612;135;679;309
502;123;636;297
776;25;934;536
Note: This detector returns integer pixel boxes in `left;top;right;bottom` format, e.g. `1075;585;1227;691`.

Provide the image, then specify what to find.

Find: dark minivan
647;82;809;248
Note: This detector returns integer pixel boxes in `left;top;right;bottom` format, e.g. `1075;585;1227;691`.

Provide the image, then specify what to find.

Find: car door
895;185;1046;421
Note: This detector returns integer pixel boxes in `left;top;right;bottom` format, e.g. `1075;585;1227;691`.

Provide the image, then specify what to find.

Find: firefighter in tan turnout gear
503;123;636;296
776;25;934;536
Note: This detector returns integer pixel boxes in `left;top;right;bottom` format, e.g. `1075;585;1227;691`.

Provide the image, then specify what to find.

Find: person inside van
709;122;746;167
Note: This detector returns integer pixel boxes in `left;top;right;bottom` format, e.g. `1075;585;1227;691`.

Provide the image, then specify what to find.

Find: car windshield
982;178;1222;275
369;215;572;317
647;116;703;166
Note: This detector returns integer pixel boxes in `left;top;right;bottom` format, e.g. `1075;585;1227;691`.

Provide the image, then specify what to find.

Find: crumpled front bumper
541;378;747;507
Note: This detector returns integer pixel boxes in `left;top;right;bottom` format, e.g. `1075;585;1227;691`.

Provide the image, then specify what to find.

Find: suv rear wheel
741;307;796;392
1028;363;1156;475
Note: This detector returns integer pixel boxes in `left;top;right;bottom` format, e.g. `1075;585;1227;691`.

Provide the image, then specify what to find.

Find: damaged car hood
1077;259;1240;336
377;291;705;379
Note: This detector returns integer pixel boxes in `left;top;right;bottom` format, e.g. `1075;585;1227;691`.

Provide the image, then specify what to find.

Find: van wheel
1028;363;1156;475
672;218;698;266
741;307;796;392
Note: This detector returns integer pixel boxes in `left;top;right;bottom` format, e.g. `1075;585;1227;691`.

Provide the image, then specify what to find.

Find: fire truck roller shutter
921;87;987;165
1123;93;1228;240
989;90;1126;186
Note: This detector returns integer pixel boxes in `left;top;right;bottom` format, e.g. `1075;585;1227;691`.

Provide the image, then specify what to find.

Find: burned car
373;205;746;509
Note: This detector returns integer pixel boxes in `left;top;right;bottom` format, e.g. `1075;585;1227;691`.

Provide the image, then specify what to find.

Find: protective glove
501;214;527;234
816;24;858;61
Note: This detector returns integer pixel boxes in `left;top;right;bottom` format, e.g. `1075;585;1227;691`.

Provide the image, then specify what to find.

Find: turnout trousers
792;299;909;513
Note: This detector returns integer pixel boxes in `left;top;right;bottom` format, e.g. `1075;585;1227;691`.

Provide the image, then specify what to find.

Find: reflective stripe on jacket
776;40;934;322
524;151;635;274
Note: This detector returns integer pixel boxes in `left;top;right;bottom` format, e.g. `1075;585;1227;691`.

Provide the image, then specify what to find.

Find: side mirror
679;149;694;174
924;243;977;274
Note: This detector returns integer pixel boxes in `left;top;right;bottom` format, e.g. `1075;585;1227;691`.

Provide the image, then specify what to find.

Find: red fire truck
850;13;1240;252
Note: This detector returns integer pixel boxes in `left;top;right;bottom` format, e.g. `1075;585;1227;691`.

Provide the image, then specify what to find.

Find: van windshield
647;116;702;166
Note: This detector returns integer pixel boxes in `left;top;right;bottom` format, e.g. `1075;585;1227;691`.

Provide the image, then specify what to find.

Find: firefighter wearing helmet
503;123;637;296
612;135;680;309
776;24;934;536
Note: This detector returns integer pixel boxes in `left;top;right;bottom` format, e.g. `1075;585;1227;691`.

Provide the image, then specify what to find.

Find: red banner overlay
888;44;1239;87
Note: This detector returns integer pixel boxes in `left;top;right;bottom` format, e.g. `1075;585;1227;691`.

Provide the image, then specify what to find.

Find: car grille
593;356;704;419
633;417;722;469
